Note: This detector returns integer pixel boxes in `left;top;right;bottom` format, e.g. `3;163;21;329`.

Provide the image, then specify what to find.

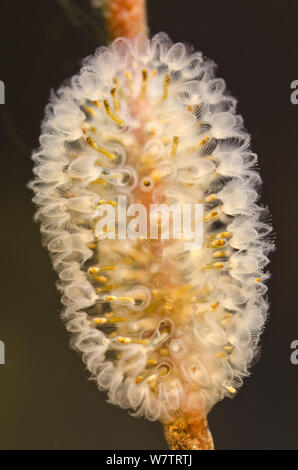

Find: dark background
0;0;297;450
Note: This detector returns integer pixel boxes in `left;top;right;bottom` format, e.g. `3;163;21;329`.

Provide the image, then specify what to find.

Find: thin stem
163;413;214;450
103;0;148;40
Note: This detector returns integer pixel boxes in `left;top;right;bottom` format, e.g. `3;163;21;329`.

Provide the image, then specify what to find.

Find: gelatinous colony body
30;33;272;446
